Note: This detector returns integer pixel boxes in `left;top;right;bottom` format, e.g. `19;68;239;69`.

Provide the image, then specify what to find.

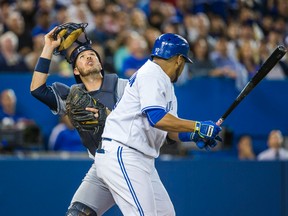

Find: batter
95;33;222;215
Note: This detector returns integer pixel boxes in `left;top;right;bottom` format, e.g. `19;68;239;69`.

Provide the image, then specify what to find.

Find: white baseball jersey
102;59;178;158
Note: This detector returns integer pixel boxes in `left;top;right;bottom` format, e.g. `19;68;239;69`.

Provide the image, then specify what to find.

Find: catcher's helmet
151;33;193;63
69;44;104;83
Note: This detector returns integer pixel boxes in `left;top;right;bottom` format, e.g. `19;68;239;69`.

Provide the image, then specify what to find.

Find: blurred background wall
0;157;287;216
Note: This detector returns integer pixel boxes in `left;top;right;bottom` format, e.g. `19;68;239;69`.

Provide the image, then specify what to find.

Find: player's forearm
154;113;196;132
30;72;48;91
30;45;53;91
40;45;54;60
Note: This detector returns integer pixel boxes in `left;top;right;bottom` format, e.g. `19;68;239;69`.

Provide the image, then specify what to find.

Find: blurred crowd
0;0;288;157
0;0;287;82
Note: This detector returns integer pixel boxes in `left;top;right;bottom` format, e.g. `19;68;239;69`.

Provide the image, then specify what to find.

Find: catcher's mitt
52;22;90;56
66;85;108;133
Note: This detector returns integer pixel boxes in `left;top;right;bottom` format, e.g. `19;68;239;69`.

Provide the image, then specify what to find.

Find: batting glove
195;120;222;140
196;136;222;150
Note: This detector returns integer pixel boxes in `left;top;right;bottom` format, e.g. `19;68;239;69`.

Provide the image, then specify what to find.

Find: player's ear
176;55;184;66
74;67;80;75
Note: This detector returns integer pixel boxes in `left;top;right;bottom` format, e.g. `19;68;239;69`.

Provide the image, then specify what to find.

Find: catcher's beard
77;66;102;79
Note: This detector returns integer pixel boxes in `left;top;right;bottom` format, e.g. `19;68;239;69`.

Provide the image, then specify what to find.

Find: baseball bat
216;45;287;126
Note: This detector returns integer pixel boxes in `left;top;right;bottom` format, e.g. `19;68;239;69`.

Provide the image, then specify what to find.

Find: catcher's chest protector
89;73;118;110
72;74;118;156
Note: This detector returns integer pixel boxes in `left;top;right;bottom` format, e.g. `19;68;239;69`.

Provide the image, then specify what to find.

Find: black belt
102;137;112;142
96;137;112;154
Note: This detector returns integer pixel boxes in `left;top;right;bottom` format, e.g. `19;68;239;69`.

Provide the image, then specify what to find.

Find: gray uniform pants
69;162;115;215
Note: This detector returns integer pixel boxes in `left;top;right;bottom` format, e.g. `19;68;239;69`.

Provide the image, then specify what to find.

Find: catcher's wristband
35;57;51;74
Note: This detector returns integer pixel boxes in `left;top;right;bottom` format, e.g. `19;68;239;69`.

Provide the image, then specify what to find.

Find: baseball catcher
31;23;128;215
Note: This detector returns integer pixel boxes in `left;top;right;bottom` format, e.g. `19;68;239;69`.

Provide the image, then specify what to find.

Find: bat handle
216;118;224;126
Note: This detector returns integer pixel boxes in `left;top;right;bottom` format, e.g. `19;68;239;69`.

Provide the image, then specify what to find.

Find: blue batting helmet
151;33;193;63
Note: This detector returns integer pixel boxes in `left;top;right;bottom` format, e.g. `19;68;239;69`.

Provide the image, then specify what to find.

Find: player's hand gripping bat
216;45;287;126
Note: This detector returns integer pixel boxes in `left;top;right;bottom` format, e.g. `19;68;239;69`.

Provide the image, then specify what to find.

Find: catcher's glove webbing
66;86;108;133
52;22;90;56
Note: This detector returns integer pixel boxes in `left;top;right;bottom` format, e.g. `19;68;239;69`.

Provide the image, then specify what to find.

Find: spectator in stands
237;40;261;79
161;16;186;37
87;0;105;14
174;0;193;20
0;88;42;151
31;10;52;38
0;89;24;126
186;13;215;48
25;31;62;74
113;30;131;75
257;130;288;161
147;8;165;30
87;10;111;45
48;115;86;152
258;39;288;80
16;0;37;32
237;6;264;44
120;32;149;79
237;21;261;54
189;37;217;78
208;14;227;40
237;135;256;160
143;26;161;51
4;10;33;56
130;8;148;34
66;0;94;32
226;20;240;61
0;31;30;73
157;1;177;24
0;88;36;129
49;4;69;29
259;14;274;38
0;0;11;29
209;36;248;90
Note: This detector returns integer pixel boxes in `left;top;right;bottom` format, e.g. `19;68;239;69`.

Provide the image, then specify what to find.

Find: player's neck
153;59;176;82
83;76;103;92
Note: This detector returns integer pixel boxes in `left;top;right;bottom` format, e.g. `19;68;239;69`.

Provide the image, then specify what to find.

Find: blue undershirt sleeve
31;83;58;111
145;108;167;127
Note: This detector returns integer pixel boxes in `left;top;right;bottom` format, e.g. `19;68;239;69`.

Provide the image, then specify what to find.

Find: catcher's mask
69;44;104;84
52;22;90;56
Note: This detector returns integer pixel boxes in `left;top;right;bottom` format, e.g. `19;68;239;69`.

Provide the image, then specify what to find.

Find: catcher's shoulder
52;82;83;92
107;72;128;85
104;73;118;79
51;82;71;99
